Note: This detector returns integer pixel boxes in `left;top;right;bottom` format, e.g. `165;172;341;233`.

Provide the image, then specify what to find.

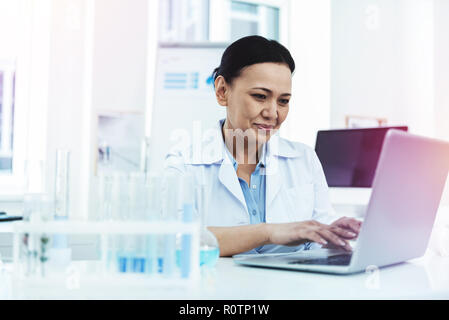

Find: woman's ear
214;76;228;106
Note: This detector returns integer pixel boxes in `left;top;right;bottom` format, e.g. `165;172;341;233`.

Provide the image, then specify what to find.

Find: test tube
54;150;70;220
98;172;113;272
129;172;146;273
145;173;161;275
162;173;179;276
53;150;70;251
98;172;113;221
110;172;128;273
180;173;194;278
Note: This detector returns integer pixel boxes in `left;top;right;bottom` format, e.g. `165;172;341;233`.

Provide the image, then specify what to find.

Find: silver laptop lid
351;130;449;269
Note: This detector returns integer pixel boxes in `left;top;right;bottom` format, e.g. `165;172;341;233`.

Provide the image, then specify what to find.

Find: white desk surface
1;250;449;300
205;252;449;300
1;205;448;299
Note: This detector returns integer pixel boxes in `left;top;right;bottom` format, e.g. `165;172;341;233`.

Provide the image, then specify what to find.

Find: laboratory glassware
196;173;219;268
54;150;70;220
110;172;128;272
22;193;53;277
144;173;161;274
53;150;70;264
129;172;147;273
179;173;194;278
162;172;179;276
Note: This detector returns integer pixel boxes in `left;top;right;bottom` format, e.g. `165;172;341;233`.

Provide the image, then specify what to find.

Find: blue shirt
230;149;267;225
224;143;312;254
225;145;267;253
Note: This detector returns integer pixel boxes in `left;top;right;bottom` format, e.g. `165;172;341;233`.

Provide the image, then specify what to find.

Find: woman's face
215;62;292;145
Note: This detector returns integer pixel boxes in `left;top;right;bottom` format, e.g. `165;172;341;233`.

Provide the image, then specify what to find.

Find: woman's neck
222;119;264;165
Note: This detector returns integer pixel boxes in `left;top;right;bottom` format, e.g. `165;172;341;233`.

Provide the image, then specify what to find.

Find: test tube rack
11;220;201;297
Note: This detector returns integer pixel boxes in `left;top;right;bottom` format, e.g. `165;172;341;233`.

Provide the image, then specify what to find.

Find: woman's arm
208;224;271;257
209;220;356;257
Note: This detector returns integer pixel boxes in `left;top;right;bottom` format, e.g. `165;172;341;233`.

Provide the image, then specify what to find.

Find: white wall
331;0;435;137
281;0;331;148
331;0;449;206
92;0;148;112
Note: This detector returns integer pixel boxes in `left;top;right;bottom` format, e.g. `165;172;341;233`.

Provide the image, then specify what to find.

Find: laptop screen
315;126;408;187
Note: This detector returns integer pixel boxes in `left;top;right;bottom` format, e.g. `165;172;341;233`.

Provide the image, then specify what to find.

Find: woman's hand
265;220;357;252
321;216;362;250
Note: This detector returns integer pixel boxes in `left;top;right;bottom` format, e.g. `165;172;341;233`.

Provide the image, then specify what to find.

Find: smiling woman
165;36;362;257
213;36;294;165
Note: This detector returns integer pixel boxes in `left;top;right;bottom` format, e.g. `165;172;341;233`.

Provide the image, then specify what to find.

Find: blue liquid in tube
180;203;193;278
132;257;146;273
117;255;128;273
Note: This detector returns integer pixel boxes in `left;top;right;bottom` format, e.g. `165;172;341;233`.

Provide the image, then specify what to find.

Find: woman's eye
252;94;266;100
279;99;290;105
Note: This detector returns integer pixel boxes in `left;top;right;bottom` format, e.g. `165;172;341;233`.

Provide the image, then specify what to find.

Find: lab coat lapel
265;154;283;209
218;155;248;212
265;134;290;208
265;134;303;211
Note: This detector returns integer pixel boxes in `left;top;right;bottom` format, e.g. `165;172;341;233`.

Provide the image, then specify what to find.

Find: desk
1;206;448;299
1;250;449;299
206;253;449;299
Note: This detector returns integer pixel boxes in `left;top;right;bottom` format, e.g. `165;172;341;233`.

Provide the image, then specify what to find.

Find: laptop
234;130;449;274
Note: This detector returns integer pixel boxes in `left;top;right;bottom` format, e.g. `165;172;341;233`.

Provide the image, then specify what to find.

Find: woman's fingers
304;231;328;246
347;219;361;233
317;228;346;247
316;228;352;251
330;226;357;239
337;217;362;234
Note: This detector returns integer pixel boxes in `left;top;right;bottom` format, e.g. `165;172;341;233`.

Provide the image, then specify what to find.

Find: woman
166;35;361;257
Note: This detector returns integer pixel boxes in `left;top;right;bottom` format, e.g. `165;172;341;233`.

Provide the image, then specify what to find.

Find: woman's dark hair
212;35;295;86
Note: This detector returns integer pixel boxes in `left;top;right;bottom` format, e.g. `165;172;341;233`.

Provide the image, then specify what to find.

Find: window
0;0;51;196
0;61;16;174
0;0;20;179
159;0;210;42
229;0;280;42
159;0;287;43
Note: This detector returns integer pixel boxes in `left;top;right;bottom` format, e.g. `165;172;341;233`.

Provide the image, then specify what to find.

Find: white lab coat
164;119;336;253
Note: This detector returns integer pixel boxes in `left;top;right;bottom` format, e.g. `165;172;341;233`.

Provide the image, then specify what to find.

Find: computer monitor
315;126;408;188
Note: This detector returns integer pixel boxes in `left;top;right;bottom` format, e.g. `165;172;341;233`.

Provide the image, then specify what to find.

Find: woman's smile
253;123;275;131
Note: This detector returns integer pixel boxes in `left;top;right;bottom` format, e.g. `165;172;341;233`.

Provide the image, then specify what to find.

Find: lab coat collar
187;119;302;165
187;119;301;211
218;150;248;213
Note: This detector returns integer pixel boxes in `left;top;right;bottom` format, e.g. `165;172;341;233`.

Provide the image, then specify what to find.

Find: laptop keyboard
288;253;352;266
